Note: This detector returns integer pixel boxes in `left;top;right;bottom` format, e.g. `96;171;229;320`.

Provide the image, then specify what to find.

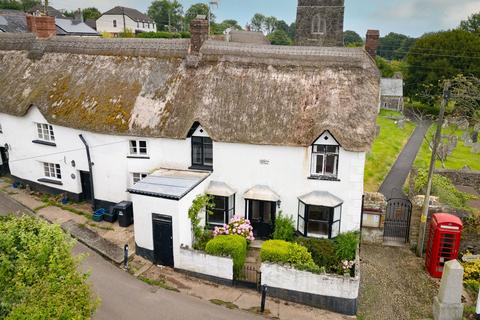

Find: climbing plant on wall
188;194;214;250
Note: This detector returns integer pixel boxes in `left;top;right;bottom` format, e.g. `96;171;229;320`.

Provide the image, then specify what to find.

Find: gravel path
358;244;439;320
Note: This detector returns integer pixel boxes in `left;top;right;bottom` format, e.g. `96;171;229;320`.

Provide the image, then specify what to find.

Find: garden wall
176;247;233;285
435;169;480;192
361;192;386;244
260;254;360;315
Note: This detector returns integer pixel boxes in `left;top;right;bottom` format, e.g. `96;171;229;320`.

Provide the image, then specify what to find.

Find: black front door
80;171;92;202
247;200;276;239
152;214;174;267
0;147;10;176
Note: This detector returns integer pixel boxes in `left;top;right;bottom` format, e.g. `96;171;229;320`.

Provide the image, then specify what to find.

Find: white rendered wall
0;107;365;238
261;263;360;299
177;247;233;280
96;14;155;34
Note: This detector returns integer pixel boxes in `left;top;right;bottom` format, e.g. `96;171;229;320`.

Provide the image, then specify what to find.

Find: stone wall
361;192;386;244
435;169;480;192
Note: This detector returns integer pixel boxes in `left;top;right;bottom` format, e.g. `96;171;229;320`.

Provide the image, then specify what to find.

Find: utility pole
122;7;126;34
417;81;450;257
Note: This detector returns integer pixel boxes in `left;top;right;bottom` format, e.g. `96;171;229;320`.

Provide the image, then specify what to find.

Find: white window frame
36;123;55;142
132;172;148;185
311;145;339;177
129;140;148;156
311;14;326;35
43;162;61;179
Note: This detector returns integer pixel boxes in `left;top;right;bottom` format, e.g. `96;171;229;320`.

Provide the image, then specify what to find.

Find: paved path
74;243;262;320
0;191;31;216
379;122;430;199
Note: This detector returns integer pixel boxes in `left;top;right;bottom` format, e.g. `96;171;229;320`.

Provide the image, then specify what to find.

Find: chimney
189;15;208;54
74;8;84;23
365;29;380;60
26;15;56;39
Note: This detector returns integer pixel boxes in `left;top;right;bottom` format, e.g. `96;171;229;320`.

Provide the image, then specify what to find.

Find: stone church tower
295;0;344;47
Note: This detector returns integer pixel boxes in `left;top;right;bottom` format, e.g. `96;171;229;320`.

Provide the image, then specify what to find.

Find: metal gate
236;264;261;291
383;198;412;243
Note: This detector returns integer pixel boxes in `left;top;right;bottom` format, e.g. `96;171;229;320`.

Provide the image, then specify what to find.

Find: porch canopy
298;191;343;207
205;181;235;197
127;168;210;200
244;185;280;202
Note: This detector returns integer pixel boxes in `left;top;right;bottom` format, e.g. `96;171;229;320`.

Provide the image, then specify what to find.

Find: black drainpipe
359;194;365;252
79;134;95;212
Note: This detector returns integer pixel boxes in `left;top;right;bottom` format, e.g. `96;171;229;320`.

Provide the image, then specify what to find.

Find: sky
51;0;480;37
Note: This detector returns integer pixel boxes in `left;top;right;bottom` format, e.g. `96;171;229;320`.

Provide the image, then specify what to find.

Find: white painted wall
177;247;233;280
96;14;155;34
261;263;360;299
0;106;366;263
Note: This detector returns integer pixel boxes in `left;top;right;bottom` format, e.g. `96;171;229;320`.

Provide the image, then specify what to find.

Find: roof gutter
79;134;96;212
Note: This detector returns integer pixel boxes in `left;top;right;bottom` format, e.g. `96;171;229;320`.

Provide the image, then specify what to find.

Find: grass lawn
364;110;416;192
414;126;480;171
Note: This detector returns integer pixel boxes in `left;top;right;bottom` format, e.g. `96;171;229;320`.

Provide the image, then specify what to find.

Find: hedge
261;240;319;273
205;235;247;278
296;237;339;273
136;31;191;39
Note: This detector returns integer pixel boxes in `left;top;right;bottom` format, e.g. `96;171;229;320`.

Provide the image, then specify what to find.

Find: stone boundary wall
176;247;233;283
260;251;360;315
0;33;189;58
361;192;386;244
435;169;480;192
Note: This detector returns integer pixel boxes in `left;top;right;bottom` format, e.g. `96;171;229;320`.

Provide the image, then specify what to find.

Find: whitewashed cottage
0;10;379;275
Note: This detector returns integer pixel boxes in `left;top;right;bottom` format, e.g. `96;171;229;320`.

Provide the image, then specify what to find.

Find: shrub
213;216;254;241
192;229;213;251
335;232;359;261
462;256;480;293
272;212;296;242
414;169;472;209
137;31;182;39
0;216;97;319
296;237;339;272
261;240;319;273
205;235;247;278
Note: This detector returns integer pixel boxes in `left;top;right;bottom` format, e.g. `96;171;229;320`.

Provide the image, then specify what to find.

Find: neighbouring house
96;6;156;36
0;9;28;33
0;2;379;278
380;76;404;112
27;5;98;37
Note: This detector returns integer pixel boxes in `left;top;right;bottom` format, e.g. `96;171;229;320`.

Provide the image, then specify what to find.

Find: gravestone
432;260;464;320
462;131;470;142
465;138;474;147
458;118;469;131
474;122;480;133
472;143;480;154
397;119;405;129
472;131;478;143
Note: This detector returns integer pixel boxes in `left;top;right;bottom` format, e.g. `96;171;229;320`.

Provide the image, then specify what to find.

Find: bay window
297;201;341;239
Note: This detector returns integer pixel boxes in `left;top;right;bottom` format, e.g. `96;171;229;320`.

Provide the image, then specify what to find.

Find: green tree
459;12;480;35
250;13;266;32
184;3;212;29
288;22;296;40
148;0;183;32
378;32;416;60
275;20;289;33
82;7;101;21
406;30;480;103
0;216;97;319
376;57;408;78
264;16;277;34
212;19;242;34
267;29;292;45
343;30;363;47
0;0;39;10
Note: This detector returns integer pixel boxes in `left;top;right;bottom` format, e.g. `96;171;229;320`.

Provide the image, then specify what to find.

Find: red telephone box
425;213;463;278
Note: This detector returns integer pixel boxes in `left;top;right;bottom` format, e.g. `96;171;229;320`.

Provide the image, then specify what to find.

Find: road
379;122;430;199
0;192;261;320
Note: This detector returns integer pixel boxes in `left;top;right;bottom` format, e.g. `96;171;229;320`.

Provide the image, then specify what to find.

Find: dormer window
188;124;213;171
311;14;326;35
310;131;339;179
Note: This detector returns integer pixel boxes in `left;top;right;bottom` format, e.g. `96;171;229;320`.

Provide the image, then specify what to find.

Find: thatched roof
0;34;380;151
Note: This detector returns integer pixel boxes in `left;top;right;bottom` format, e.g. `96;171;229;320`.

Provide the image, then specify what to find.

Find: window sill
308;175;340;182
189;165;213;172
127;156;150;159
37;178;63;186
32;140;56;147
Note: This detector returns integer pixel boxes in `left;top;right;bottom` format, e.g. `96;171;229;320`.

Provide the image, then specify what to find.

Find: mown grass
364;110;417;192
414;126;480;171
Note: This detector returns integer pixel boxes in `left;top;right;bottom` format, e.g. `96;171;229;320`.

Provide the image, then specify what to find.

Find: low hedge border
205;235;247;279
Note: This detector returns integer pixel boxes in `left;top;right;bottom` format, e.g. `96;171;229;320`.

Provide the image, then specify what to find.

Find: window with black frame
311;145;339;178
191;136;213;170
207;195;235;227
297;201;341;239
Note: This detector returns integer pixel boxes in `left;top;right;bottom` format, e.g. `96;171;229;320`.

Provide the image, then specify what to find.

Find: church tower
295;0;344;47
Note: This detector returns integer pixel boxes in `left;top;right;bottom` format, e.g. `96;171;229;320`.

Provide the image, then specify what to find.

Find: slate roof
0;34;380;152
0;10;27;33
55;18;99;36
102;6;153;23
381;78;403;97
